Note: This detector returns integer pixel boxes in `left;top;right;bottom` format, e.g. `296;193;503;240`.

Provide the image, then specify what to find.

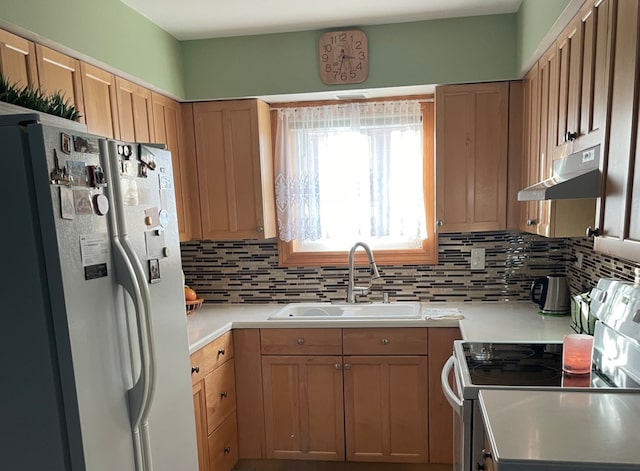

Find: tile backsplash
181;231;570;304
566;237;640;293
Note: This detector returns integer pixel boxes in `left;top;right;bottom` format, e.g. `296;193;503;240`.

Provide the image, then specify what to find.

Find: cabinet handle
381;338;389;345
297;338;305;345
335;363;341;370
526;219;537;226
436;220;444;227
218;348;225;356
586;226;600;238
482;449;493;459
256;226;264;233
223;446;231;454
344;363;351;370
476;464;486;471
564;131;578;142
220;391;228;398
191;365;200;374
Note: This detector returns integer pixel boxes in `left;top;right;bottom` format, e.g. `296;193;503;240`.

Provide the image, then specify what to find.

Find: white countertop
186;301;573;353
479;389;640;469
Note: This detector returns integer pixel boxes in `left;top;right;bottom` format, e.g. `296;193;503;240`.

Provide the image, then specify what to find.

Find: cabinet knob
436;220;444;228
526;219;537;226
381;338;389;345
256;226;264;233
335;363;341;370
482;449;493;459
565;131;578;142
297;338;305;345
223;446;231;454
344;363;351;370
586;226;600;238
476;464;486;471
218;348;225;356
220;391;228;398
191;365;200;374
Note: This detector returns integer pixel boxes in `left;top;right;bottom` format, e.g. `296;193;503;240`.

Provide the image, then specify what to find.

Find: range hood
517;145;601;201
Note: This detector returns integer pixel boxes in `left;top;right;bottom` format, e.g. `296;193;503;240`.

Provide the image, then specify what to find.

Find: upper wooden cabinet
520;64;541;232
152;95;200;242
435;82;509;232
191;99;276;240
80;63;119;138
520;1;610;239
0;29;38;88
594;0;640;262
551;0;613;160
35;44;85;123
115;76;155;143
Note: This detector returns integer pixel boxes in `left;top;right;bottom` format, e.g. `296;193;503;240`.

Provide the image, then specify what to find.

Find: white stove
441;278;640;471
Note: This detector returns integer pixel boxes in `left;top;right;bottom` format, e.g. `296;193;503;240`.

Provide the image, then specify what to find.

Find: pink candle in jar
562;334;594;375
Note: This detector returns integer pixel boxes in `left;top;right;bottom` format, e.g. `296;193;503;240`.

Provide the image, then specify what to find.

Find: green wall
181;14;518;100
516;0;571;72
0;0;185;97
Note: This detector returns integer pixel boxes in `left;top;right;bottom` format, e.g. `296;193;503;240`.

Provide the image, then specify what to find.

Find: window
274;99;436;266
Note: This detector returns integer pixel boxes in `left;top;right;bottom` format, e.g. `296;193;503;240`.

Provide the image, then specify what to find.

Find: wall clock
319;30;368;85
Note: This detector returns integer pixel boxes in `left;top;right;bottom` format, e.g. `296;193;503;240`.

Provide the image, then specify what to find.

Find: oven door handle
441;355;464;415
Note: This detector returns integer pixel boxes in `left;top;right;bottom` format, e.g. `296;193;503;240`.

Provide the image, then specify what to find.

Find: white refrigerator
0;113;198;471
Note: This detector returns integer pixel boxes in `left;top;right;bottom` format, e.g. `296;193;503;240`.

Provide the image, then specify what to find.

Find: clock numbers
319;29;368;85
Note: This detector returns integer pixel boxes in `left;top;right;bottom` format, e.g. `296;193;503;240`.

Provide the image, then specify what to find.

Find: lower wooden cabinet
343;355;428;462
192;380;209;471
190;332;238;471
234;326;460;465
261;355;345;461
208;414;239;471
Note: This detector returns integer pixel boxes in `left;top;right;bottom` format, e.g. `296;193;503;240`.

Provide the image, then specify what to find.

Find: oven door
442;355;473;471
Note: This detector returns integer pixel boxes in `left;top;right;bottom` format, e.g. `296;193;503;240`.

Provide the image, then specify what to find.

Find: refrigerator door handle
101;139;156;471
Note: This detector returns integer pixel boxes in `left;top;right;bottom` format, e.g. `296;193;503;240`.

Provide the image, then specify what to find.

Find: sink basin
268;302;422;320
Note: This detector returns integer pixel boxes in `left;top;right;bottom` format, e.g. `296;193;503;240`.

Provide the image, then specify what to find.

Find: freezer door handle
442;355;464;415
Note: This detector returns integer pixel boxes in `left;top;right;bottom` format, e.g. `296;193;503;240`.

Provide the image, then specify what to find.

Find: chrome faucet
346;242;381;303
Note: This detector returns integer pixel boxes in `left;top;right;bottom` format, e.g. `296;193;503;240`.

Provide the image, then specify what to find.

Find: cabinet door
152;94;199;241
115;76;155;143
80;62;119;138
192;380;210;471
208;415;238;471
193;99;275;240
35;44;85;123
427;328;462;464
261;355;345;461
576;0;613;151
521;64;541;233
0;29;38;88
435;82;509;232
344;356;428;463
537;45;560;238
553;16;583;160
595;0;640;262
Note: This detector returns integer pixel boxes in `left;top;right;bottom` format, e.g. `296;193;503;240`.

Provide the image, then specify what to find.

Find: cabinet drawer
343;328;428;355
261;328;342;355
205;359;237;434
190;348;205;385
203;331;234;374
208;414;238;471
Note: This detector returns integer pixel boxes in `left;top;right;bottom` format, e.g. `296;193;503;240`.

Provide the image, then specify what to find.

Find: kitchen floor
235;460;452;471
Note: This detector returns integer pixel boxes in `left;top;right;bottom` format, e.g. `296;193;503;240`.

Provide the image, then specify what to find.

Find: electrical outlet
575;253;584;269
470;248;485;270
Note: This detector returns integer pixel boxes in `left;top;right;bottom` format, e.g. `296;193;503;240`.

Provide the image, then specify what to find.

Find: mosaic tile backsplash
566;237;640;294
181;231;576;304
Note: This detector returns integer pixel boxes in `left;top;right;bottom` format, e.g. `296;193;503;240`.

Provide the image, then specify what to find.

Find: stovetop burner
463;342;563;386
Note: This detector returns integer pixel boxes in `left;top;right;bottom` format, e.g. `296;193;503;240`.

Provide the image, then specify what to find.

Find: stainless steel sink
268;302;422;320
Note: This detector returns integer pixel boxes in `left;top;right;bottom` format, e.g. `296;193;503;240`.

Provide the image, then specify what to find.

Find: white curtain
274;100;426;246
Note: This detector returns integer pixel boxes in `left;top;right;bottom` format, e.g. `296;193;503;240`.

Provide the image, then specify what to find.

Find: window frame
272;97;437;267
